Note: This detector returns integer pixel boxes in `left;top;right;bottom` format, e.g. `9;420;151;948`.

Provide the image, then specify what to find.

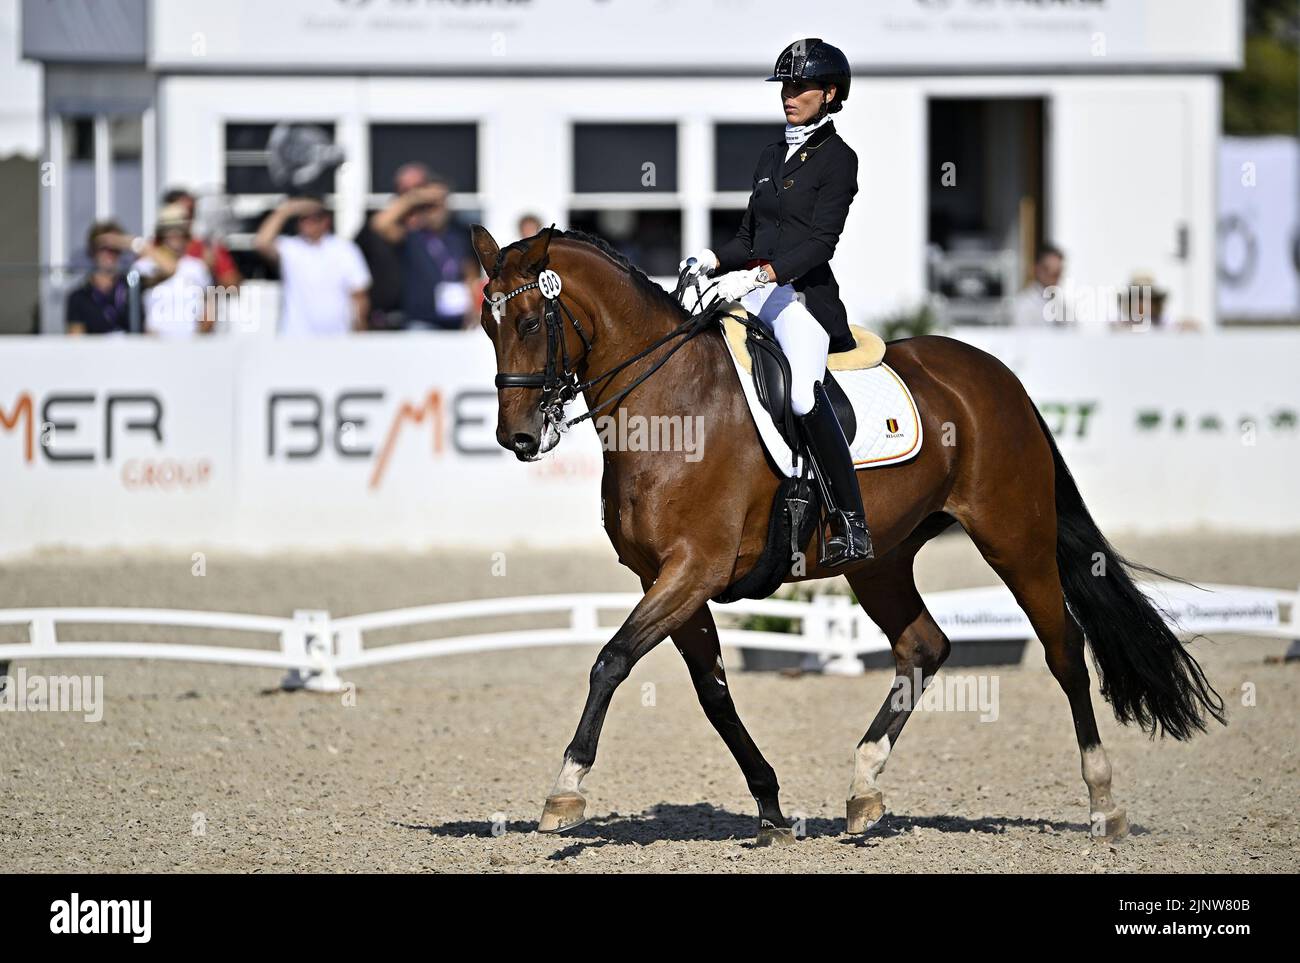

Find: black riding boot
797;381;873;567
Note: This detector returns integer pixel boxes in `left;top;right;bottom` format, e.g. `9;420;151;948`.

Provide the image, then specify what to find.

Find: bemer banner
2;330;1297;556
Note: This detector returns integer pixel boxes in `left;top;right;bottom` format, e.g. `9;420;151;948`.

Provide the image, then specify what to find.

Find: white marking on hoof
1081;745;1119;815
848;734;890;799
550;756;590;796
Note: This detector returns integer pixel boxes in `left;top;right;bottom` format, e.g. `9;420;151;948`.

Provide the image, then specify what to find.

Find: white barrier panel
2;331;1299;556
0;583;1294;687
1;334;603;554
924;583;1282;642
955;331;1300;534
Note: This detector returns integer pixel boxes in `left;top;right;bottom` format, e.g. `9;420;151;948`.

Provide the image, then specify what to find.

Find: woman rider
681;38;872;565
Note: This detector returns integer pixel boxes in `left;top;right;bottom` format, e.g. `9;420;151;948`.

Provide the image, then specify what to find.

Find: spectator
369;169;478;330
1115;272;1169;329
354;162;430;329
65;220;177;336
517;213;543;240
162;187;242;288
254;196;370;336
134;203;214;338
1010;243;1068;327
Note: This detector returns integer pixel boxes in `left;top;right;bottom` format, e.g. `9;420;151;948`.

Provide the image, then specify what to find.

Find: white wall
1050;74;1219;328
0;0;41;158
159;71;1222;329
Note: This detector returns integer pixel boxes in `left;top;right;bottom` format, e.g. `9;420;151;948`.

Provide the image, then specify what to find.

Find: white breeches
740;282;830;416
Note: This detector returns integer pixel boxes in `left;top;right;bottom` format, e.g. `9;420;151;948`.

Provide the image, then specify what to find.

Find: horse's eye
519;316;540;335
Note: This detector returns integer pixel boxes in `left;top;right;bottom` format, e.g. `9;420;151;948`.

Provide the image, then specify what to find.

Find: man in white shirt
135;202;214;338
255;196;371;335
1010;243;1069;328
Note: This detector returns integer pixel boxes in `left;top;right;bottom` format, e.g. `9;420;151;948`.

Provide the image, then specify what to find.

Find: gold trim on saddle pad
720;305;886;375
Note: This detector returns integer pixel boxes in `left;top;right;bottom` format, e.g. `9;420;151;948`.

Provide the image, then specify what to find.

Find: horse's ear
527;223;558;275
469;224;499;276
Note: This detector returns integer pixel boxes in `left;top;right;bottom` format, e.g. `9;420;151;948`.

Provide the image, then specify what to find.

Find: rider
681;38;872;565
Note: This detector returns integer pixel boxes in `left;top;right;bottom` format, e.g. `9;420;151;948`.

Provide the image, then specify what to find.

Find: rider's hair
820;83;843;117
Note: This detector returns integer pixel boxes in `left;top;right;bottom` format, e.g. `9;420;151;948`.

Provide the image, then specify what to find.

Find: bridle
490;229;719;433
490;263;592;429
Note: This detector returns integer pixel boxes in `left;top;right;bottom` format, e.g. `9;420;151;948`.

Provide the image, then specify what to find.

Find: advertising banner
3;330;1297;556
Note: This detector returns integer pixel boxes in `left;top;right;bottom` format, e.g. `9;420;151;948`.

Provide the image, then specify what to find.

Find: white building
23;0;1242;331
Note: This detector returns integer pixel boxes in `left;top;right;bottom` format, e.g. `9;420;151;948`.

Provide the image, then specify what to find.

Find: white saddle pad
721;322;923;479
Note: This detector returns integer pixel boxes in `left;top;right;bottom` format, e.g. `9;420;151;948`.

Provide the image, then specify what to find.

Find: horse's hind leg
843;549;951;833
958;510;1128;840
669;601;792;845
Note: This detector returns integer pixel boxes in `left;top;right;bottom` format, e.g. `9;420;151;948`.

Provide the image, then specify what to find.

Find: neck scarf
785;114;830;147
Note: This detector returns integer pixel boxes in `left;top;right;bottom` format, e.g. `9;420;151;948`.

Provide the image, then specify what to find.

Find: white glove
715;268;764;303
678;248;719;277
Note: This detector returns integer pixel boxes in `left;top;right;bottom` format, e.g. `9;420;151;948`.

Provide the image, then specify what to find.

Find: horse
470;224;1225;845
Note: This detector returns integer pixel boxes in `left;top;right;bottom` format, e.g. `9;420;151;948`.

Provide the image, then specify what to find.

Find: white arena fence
0;582;1294;690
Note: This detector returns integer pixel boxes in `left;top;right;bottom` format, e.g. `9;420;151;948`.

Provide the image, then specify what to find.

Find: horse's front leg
538;557;717;833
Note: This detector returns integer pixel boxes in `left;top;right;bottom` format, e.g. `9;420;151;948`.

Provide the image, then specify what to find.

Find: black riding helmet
766;38;851;114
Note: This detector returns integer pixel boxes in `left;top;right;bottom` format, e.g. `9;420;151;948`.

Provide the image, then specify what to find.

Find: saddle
711;307;889;605
721;308;885;455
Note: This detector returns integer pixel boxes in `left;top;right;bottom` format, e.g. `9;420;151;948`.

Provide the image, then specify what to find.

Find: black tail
1036;410;1226;740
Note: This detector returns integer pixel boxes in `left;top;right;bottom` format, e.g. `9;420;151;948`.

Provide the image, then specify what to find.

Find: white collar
785;114;831;147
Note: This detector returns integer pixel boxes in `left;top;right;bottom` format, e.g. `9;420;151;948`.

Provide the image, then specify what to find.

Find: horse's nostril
511;432;538;454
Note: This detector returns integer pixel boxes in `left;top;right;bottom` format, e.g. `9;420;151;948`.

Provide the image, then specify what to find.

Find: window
714;123;780;192
710;123;780;255
567;209;682;278
224;122;338;196
222;122;339;279
569;123;680;277
573;123;677;193
369;123;478;194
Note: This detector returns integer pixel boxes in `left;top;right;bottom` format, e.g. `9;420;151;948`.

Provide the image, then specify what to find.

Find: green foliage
1225;36;1300;135
736;583;857;634
875;302;939;342
1223;1;1299;136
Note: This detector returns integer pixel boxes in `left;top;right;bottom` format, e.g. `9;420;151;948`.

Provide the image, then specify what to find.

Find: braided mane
493;228;688;320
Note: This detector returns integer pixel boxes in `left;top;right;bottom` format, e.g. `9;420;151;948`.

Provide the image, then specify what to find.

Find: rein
491;237;721;431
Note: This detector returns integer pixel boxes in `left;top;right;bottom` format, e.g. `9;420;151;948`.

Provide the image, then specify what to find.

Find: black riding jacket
715;119;858;353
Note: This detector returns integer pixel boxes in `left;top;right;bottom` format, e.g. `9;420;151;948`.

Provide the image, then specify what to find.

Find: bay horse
470;225;1225;845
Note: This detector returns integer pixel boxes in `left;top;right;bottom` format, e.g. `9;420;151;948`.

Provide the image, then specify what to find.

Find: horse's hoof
1090;808;1129;841
755;823;797;847
846;790;885;834
537;792;587;833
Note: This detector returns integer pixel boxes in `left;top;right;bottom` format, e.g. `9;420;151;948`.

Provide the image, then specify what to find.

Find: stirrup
818;509;874;567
